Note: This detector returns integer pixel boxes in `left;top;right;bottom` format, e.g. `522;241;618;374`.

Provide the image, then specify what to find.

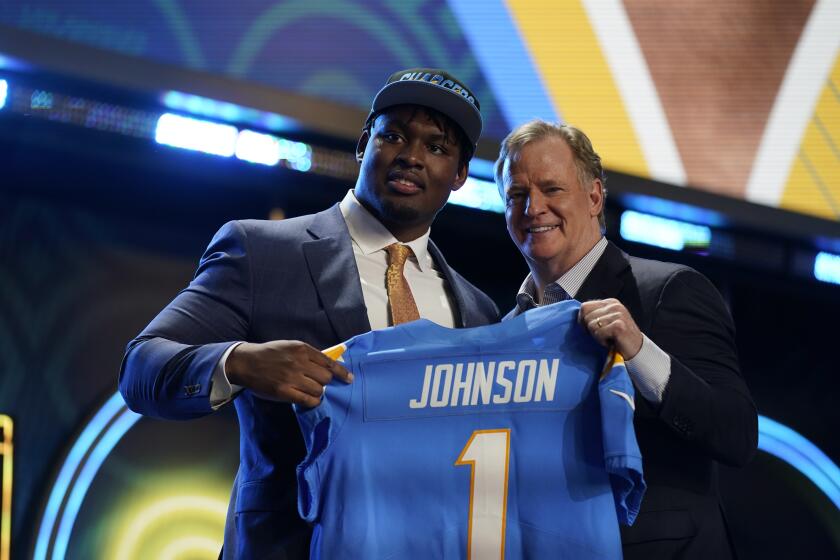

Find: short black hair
363;105;475;169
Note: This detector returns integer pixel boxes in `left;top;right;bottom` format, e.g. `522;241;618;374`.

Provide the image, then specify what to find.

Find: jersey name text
408;359;559;409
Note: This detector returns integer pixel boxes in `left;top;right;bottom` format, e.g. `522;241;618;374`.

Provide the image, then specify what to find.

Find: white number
454;429;511;560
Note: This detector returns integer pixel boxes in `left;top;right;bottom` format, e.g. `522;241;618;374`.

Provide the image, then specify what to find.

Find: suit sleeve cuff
210;342;245;409
625;334;671;403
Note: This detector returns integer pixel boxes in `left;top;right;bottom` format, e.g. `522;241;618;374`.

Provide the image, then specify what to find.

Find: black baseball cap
367;68;483;149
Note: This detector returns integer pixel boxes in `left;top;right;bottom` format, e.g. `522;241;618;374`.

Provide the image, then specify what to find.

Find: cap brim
371;81;482;148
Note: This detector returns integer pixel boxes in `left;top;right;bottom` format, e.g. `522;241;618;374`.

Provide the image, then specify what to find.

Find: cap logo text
398;71;476;106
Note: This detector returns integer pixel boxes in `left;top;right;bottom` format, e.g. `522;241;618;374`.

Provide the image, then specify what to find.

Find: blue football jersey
296;300;645;559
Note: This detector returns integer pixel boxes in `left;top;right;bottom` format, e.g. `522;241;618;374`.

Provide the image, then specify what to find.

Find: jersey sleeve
294;341;355;523
599;352;646;526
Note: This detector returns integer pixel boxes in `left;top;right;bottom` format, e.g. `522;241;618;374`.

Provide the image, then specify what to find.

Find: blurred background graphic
0;1;838;558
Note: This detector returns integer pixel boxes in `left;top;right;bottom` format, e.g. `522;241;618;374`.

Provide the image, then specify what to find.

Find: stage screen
1;0;838;221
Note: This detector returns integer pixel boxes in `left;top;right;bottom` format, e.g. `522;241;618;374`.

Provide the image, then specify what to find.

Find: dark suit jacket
119;204;500;559
508;241;757;560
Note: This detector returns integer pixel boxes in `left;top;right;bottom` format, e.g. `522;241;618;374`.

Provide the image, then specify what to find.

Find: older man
120;68;499;559
495;120;757;559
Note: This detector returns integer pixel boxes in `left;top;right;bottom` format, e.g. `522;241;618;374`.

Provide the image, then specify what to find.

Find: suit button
672;415;691;436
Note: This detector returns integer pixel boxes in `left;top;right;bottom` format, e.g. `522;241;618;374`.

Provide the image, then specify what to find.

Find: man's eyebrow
376;118;404;130
426;131;452;143
377;116;456;144
535;178;567;187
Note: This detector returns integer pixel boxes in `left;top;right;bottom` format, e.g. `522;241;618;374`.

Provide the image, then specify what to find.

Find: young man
119;68;499;559
496;120;757;559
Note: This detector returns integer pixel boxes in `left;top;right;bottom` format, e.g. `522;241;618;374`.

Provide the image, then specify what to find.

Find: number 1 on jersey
0;415;12;560
455;429;511;560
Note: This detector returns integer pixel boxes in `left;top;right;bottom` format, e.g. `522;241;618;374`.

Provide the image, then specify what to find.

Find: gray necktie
542;283;571;305
517;283;570;312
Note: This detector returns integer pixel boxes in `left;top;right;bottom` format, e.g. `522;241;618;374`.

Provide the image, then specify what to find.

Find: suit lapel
576;241;657;417
302;205;371;342
576;241;630;302
428;240;468;327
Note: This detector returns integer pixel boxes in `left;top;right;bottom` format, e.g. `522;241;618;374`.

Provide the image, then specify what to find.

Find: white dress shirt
340;190;457;330
210;190;457;406
514;237;672;403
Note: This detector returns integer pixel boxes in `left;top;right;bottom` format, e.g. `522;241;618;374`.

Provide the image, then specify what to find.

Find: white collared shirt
340;190;457;330
211;190;457;406
516;237;610;309
514;237;672;404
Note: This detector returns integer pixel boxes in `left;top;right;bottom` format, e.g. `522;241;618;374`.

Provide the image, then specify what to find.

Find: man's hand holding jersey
226;340;354;408
579;299;644;360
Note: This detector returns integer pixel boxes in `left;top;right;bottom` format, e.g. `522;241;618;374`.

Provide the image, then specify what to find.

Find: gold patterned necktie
385;243;421;325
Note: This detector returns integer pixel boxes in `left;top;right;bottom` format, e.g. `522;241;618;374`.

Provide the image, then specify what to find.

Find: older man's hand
579;299;644;359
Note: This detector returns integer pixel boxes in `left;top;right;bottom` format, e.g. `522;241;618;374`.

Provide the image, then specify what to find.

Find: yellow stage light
108;490;227;560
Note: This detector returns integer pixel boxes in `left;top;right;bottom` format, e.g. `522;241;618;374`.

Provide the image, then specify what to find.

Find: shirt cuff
210;342;245;409
624;334;671;403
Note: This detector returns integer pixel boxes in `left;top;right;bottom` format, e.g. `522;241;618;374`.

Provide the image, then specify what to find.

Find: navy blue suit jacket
119;204;500;559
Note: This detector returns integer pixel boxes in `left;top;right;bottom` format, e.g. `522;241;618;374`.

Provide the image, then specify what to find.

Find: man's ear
452;161;469;192
589;178;604;216
356;131;370;163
